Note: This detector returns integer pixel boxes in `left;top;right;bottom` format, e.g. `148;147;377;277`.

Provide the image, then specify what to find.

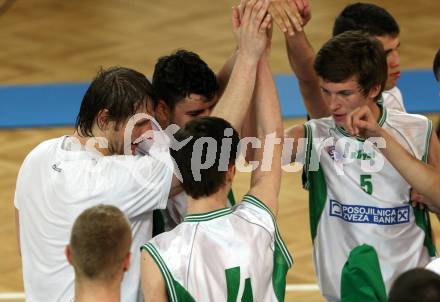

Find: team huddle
14;0;440;301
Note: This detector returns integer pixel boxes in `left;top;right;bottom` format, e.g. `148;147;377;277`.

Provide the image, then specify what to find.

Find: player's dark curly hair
152;49;219;110
333;3;400;38
314;31;388;102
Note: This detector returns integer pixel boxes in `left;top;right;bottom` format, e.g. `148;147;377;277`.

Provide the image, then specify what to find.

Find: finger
238;0;245;18
256;0;270;28
284;0;303;30
260;13;272;32
345;113;355;135
232;6;241;29
293;0;304;12
250;0;264;30
273;3;291;34
267;5;286;33
242;0;254;24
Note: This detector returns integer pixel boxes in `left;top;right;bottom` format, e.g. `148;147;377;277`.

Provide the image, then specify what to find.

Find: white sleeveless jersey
303;105;435;301
160;190;237;232
142;195;293;302
381;87;406;112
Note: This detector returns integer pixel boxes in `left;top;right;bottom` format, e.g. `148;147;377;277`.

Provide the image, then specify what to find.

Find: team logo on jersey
325;146;343;162
329;199;410;225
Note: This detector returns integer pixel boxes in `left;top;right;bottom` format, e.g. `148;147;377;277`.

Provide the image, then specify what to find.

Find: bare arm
141;250;168;302
247;56;283;216
211;0;271;131
216;49;238;98
283;0;330;119
285;32;329;118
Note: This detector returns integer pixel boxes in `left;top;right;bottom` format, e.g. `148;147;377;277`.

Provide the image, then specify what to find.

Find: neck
368;102;382;123
73;129;111;156
187;185;230;215
74;276;121;302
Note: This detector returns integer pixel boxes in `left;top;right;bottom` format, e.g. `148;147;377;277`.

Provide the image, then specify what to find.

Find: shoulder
382;87;405;112
385;108;429;128
234;195;277;234
20;137;63;170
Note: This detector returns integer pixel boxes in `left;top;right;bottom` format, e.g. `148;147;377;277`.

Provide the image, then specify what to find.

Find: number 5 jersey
303;104;436;301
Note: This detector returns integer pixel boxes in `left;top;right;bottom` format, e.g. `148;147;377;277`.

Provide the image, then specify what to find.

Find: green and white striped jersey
142;194;293;302
303;105;435;301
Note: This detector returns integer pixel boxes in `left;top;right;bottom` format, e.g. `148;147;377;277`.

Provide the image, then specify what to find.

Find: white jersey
159;189;237;232
381;86;406;112
303;105;435;301
142;194;293;301
14;136;173;302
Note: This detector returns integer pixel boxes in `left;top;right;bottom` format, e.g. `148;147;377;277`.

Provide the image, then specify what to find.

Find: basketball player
14;67;177;302
283;1;405;118
344;49;440;206
150;0;273;231
65;205;131;302
151;50;239;232
140;2;293;300
284;31;440;301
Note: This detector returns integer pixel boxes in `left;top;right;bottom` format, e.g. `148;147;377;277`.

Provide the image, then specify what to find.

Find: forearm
211;53;258;131
285;32;330;118
254;57;283;138
380;130;440;204
216;48;239;97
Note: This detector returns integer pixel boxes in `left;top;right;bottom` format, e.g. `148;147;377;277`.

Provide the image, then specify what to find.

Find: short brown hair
171;117;239;199
70;205;132;281
314;31;388;102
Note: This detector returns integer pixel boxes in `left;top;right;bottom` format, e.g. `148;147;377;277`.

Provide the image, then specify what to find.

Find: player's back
143;194;293;302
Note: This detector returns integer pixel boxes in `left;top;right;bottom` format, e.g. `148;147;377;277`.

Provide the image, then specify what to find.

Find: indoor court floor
0;1;439;301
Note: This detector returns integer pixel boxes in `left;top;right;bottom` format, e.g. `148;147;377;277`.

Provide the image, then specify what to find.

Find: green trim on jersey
422;119;433;163
243;194;293;302
141;243;196;302
336;104;387;141
184;207;233;222
340;244;387;302
243;194;293;268
414;207;436;257
228;189;236;206
416;119;436;256
303;123;328;241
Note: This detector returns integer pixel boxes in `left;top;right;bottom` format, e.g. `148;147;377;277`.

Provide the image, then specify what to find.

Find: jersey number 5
360;175;373;195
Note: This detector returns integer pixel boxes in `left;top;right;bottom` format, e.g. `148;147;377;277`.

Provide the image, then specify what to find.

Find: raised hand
239;0;272;62
232;0;273;57
268;0;302;36
293;0;311;27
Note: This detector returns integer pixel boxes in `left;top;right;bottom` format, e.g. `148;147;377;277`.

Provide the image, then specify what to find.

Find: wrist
236;51;260;67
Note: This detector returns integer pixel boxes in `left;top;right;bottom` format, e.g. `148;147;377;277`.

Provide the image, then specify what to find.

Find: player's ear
123;252;131;272
155;100;171;126
65;245;73;265
368;84;381;101
96;109;111;130
226;164;236;182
